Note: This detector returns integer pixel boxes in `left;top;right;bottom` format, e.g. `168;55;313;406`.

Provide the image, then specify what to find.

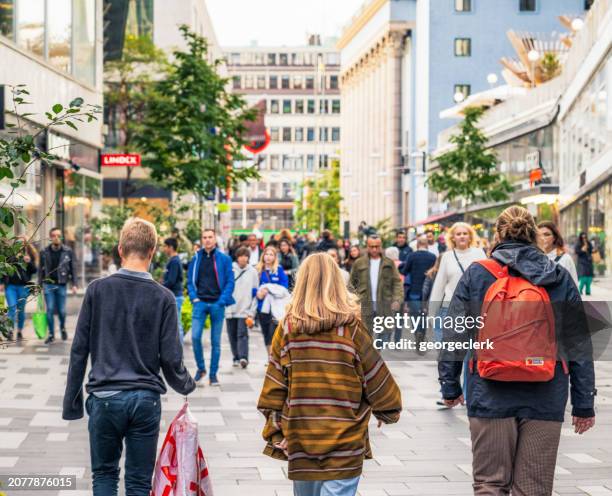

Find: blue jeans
191;301;225;378
407;293;424;335
175;295;184;345
86;390;161;496
43;283;67;336
293;476;360;496
5;284;29;330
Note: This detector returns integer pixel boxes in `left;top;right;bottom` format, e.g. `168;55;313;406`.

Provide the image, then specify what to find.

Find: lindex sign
101;153;141;166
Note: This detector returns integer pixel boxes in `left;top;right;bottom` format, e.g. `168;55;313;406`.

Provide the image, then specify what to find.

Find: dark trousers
43;283;67;336
469;417;562;496
86;390;161;496
227;317;249;361
258;311;278;346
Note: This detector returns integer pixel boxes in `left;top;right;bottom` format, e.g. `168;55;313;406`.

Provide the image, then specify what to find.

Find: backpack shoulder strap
476;258;508;279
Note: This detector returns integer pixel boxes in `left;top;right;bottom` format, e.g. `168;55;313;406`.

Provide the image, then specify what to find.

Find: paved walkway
1;313;612;496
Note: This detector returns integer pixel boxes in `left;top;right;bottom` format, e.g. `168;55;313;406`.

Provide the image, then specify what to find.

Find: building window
455;0;471;12
0;0;14;39
230;53;241;64
281;76;290;89
270;155;279;170
254;52;264;65
270;128;280;142
585;0;594;8
332;100;341;114
295;127;304;141
326;53;340;65
454;38;471;57
307;155;315;172
257;75;266;89
282;155;292;170
268;53;277;65
295;100;304;113
244;75;254;89
307;128;315;142
307;100;316;114
293;76;303;89
295;156;304;171
519;0;536;11
74;0;96;85
332;127;340;142
270;100;279;114
232;76;241;89
319;128;329;142
454;84;471;101
319;100;329;114
330;75;339;90
282;127;292;142
17;0;45;57
279;53;288;65
319;155;329;169
269;75;278;89
305;76;315;89
283;100;292;114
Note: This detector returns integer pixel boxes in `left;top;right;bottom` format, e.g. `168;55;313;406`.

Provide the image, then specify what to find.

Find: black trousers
226;317;249;360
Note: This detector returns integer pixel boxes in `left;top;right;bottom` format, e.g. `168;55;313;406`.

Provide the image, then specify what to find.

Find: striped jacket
257;319;402;481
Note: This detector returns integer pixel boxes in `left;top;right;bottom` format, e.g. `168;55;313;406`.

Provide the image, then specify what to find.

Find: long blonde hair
446;222;478;250
257;245;280;273
285;253;360;334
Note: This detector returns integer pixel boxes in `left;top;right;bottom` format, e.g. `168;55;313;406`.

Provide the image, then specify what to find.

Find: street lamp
453;91;466;103
487;73;498;87
571;17;584;31
527;49;540;88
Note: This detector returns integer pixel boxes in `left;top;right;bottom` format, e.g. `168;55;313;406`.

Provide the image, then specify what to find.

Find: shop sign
101;154;141;166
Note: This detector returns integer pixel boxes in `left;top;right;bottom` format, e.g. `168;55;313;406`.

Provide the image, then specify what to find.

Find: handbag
32;294;48;339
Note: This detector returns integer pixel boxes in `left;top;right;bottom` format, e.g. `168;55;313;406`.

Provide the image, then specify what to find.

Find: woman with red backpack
439;206;596;496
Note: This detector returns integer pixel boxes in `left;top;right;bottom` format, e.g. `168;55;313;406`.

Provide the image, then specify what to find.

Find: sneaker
232;359;240;368
44;335;55;345
17;331;23;341
240;358;248;369
61;329;68;341
194;369;206;386
209;377;220;387
7;331;14;342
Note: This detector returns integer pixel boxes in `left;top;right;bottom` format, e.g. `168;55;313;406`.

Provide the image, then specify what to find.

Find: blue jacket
255;266;289;313
187;249;235;306
438;242;596;421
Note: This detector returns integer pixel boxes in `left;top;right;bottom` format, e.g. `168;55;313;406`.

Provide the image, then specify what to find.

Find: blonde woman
257;253;402;496
255;246;289;354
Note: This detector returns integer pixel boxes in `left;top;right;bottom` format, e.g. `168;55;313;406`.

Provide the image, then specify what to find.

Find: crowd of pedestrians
0;209;602;496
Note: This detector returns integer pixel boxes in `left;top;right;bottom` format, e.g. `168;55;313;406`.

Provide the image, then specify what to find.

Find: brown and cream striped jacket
257;319;402;481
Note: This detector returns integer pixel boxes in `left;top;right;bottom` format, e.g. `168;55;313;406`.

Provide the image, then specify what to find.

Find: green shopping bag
32;294;47;339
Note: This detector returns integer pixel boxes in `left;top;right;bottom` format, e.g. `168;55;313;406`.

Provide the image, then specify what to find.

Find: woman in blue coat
439;206;596;496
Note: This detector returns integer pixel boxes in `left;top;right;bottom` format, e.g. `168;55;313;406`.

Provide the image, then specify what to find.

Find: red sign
243;100;270;154
101;154;141;166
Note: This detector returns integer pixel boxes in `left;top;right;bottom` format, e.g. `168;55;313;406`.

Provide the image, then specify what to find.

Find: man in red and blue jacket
187;229;235;386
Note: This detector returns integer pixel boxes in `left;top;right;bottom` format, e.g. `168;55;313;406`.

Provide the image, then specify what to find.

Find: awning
415;211;460;226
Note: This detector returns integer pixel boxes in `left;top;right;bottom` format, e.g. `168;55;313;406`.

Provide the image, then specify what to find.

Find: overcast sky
207;0;365;47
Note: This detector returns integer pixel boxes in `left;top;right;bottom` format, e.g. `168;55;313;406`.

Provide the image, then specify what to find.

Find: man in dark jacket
394;230;413;270
39;227;78;344
316;230;336;252
162;237;184;343
187;229;235;386
439;229;596;494
62;218;195;496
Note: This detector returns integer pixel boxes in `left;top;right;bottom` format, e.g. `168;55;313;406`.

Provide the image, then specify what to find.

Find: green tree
427;106;513;212
0;85;100;338
104;35;166;204
134;25;259;202
295;160;342;235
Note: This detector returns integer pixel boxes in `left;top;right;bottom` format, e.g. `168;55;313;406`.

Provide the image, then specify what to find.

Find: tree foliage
294;160;342;235
134;25;259;197
0;85;100;338
427;106;513;211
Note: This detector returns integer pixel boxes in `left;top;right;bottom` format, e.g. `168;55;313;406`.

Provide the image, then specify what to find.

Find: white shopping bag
151;402;214;496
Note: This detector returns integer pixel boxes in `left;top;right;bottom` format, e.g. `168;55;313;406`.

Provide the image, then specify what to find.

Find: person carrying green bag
33;293;48;340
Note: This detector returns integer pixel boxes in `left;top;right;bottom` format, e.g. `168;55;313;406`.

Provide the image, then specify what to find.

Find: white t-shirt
428;243;439;257
547;250;578;286
249;246;260;266
369;258;381;303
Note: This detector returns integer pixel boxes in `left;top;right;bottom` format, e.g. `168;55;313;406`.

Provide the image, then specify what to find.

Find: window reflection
48;0;72;72
74;0;96;86
17;0;44;57
0;0;14;39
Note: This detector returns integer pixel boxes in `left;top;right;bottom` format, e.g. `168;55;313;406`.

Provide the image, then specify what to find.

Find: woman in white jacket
537;221;579;286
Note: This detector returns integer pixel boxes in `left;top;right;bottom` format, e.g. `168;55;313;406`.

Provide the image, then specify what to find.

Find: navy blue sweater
163;255;183;296
402;250;436;295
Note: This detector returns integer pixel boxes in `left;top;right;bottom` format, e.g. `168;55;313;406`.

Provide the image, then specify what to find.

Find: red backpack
472;259;559;382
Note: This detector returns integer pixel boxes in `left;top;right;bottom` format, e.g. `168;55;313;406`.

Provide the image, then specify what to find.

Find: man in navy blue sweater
162;237;184;343
62;218;195;496
402;234;437;339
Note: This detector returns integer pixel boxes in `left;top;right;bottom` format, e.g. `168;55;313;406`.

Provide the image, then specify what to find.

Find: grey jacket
225;262;259;319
